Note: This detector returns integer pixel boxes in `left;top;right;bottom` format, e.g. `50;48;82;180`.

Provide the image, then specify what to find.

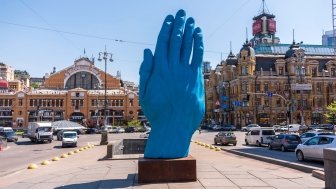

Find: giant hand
139;10;205;158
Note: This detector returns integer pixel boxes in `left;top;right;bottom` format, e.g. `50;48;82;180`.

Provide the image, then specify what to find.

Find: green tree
324;101;336;134
30;82;40;89
127;120;141;127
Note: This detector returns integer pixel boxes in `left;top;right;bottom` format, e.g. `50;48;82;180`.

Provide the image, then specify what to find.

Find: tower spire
262;0;265;14
292;29;295;44
245;27;248;44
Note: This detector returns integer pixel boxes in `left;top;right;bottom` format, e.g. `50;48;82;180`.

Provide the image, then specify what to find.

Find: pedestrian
198;127;201;134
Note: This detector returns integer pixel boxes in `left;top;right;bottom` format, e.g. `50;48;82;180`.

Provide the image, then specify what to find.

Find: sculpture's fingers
190;27;204;75
154;15;174;74
169;9;186;67
180;17;195;66
139;49;154;103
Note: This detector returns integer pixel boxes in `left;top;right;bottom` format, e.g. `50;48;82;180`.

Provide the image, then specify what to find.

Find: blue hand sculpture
139;9;205;158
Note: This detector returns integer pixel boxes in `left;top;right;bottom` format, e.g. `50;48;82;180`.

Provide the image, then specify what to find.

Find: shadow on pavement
55;174;136;189
14;141;34;145
230;147;324;169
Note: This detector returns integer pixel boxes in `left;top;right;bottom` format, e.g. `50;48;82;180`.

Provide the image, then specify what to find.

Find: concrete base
324;148;336;189
138;155;196;183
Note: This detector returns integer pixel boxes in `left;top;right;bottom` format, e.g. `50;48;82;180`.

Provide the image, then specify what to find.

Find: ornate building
206;1;336;128
0;57;142;128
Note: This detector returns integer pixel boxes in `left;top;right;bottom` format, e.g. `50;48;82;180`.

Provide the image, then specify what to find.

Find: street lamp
98;48;113;126
98;48;113;145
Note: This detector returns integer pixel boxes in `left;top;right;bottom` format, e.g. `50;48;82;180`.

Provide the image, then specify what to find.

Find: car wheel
296;150;305;161
268;144;272;150
281;145;286;152
256;140;261;147
245;139;249;145
233;143;237;146
214;140;217;145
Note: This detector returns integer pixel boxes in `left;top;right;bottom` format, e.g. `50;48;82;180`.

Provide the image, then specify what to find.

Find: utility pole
98;47;113;145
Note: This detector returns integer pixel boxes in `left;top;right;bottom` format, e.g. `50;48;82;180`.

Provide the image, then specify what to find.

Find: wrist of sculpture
144;115;197;159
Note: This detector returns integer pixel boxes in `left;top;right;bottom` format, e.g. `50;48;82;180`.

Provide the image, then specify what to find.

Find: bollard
107;142;114;158
100;131;108;145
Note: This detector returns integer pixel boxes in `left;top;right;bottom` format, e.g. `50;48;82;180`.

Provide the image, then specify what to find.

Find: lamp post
98;48;113;145
98;48;113;126
323;69;328;120
299;65;305;126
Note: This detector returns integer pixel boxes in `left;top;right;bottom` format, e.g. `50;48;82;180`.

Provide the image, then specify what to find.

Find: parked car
241;124;260;132
140;131;150;138
62;131;78;148
214;131;237;146
245;127;275;146
0;131;18;142
319;124;334;131
272;125;281;132
222;124;236;131
125;126;137;133
117;127;125;133
299;131;334;143
138;126;151;132
85;128;98;134
268;134;301;151
295;135;336;162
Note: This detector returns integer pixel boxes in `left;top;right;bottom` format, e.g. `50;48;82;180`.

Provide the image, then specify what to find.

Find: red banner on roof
267;19;276;33
252;19;262;35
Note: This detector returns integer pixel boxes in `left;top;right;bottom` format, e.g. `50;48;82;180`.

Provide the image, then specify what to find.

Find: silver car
295;135;336;162
299;131;334;143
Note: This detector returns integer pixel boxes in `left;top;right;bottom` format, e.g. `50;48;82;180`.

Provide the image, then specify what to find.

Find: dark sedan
268;134;301;152
0;131;18;142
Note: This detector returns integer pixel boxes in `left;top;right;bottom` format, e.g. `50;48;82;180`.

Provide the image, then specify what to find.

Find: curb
221;148;323;174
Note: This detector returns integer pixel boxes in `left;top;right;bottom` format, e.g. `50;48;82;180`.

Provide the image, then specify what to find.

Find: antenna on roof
292;29;295;44
245;27;248;44
262;0;265;13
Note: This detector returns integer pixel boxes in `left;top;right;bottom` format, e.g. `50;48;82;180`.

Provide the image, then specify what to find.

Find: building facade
205;2;336;128
0;57;143;128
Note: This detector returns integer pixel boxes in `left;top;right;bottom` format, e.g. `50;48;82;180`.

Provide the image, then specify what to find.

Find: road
1;130;324;178
0;133;140;177
192;130;324;170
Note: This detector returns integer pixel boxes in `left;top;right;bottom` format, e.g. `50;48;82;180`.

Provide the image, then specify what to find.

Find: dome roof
239;43;255;58
0;80;8;89
285;43;301;59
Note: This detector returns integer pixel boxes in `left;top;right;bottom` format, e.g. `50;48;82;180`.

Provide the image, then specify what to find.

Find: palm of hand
139;10;204;158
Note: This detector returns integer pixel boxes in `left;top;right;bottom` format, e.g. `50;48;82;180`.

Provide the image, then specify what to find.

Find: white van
245;127;275;146
0;127;13;132
62;131;78;147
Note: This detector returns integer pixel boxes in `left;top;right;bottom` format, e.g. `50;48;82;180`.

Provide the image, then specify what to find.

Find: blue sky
0;0;332;84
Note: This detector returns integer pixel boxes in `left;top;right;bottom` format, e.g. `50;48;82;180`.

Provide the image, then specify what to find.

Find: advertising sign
252;19;262;35
267;19;276;33
291;84;312;91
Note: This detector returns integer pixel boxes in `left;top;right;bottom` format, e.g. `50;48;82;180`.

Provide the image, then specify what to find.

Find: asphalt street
192;130;324;170
0;133;140;177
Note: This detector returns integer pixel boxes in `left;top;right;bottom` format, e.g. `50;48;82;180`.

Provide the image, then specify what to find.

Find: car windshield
287;135;300;140
262;130;275;135
38;127;52;132
63;133;77;138
4;131;15;137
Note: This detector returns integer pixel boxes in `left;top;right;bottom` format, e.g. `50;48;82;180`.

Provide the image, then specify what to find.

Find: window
19;111;22;115
30;99;33;107
262;130;275;135
318;137;334;145
331;68;336;77
276;83;280;91
251;130;260;135
276;98;281;107
264;83;269;92
256;84;260;92
306;137;319;145
279;67;284;75
312;67;317;77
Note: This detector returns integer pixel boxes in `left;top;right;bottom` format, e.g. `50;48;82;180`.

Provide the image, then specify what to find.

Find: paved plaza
0;140;324;189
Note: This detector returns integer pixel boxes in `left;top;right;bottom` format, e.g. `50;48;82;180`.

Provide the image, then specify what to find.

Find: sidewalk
0;141;324;189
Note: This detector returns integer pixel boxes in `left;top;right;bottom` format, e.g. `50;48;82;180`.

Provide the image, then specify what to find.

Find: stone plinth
138;155;196;183
324;148;336;189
